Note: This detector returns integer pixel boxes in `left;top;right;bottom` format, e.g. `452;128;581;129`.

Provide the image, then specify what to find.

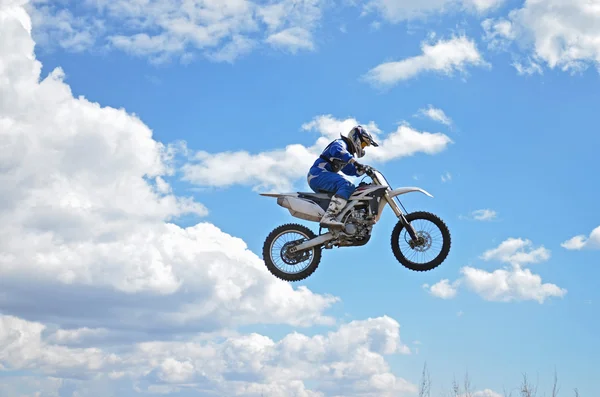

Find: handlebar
359;164;376;177
360;165;386;187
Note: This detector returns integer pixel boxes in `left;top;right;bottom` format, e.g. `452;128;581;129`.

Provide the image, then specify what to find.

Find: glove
354;162;372;175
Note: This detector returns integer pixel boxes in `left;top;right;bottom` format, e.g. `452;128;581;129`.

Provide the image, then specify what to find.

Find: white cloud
482;18;544;76
0;375;65;397
364;35;488;86
0;315;119;378
47;327;110;345
460;264;567;304
466;0;504;13
472;390;503;397
423;279;459;299
512;57;544;76
427;238;566;304
471;209;497;221
206;34;257;63
561;225;600;250
0;314;417;396
481;17;515;50
182;115;452;192
363;0;505;23
480;238;550;265
181;143;318;192
441;171;452;182
481;0;600;74
26;0;325;63
0;0;338;335
429;263;567;304
301;114;383;140
26;2;103;52
265;27;314;52
368;123;453;162
418;104;453;126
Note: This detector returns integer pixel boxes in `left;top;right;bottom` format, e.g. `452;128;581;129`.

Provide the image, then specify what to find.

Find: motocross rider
307;125;379;229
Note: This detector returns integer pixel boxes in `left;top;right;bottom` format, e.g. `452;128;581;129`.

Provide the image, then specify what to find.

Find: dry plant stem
419;362;432;397
414;366;581;397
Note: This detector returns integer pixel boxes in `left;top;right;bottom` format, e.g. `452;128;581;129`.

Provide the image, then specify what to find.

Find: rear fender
261;192;357;225
260;193;297;198
261;193;325;222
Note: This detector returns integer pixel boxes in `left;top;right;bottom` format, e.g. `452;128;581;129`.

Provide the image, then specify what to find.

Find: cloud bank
427;238;566;304
0;2;420;395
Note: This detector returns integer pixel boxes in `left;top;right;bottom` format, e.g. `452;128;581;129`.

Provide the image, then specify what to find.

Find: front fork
384;192;419;241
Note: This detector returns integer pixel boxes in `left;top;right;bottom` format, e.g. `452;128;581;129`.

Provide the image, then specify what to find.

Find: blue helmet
346;125;379;158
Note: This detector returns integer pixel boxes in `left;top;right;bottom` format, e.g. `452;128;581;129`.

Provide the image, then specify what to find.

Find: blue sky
1;0;599;396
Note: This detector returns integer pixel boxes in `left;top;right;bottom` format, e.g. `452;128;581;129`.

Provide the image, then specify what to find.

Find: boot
320;195;347;229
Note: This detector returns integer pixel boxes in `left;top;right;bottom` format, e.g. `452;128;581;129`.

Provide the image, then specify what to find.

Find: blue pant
307;170;355;200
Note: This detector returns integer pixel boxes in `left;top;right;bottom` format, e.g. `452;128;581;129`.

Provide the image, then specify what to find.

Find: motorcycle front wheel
390;211;451;272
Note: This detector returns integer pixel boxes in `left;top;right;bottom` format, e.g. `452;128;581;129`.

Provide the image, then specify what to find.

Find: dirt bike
259;166;451;282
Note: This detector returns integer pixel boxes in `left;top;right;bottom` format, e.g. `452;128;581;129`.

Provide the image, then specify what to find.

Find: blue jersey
309;138;360;177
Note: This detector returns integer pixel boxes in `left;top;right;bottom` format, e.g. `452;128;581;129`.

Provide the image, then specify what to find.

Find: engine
338;208;373;246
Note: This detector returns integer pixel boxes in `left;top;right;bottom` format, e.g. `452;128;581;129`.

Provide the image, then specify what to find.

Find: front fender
388;187;434;198
373;187;433;222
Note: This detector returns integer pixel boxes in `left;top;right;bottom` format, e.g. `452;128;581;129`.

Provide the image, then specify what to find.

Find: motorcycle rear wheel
262;223;322;282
